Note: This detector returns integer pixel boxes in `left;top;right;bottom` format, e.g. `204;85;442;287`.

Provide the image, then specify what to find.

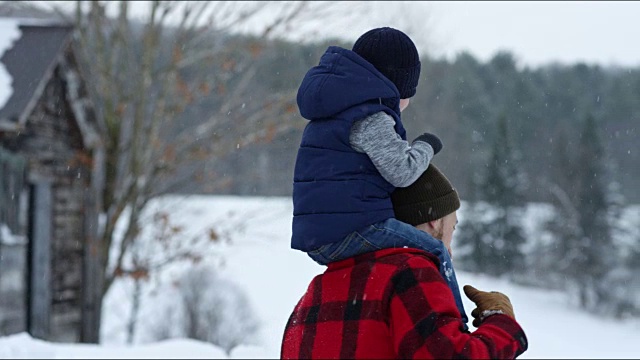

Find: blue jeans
308;218;469;330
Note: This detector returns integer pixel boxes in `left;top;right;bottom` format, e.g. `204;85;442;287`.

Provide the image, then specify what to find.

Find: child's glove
463;285;515;327
413;133;443;155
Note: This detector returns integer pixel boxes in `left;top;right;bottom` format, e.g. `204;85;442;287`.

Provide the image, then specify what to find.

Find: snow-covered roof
0;223;26;245
0;18;21;111
0;16;73;130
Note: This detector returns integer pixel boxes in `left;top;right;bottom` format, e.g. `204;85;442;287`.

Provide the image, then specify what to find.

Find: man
281;164;528;359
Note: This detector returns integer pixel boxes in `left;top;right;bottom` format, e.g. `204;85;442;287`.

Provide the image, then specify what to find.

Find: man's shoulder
377;248;440;271
357;249;450;305
324;249;441;281
329;247;439;271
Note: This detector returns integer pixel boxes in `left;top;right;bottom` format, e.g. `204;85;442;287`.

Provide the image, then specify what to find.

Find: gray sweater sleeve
349;112;434;188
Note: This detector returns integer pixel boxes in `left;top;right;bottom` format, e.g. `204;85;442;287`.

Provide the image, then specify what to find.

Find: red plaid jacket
281;248;528;359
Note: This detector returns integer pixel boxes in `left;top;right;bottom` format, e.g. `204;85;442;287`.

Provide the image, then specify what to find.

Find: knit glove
413;133;443;155
463;285;515;328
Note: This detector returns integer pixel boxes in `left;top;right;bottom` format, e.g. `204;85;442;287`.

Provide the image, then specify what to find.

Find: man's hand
463;285;515;327
413;133;442;155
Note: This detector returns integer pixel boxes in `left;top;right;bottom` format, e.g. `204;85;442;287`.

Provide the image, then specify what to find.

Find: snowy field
1;195;639;358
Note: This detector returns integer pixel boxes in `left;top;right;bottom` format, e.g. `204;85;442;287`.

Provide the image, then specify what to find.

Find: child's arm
350;112;441;187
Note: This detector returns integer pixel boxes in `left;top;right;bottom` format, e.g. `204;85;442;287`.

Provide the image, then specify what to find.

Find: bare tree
40;1;353;301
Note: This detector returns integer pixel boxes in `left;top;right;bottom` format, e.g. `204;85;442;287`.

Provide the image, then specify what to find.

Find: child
292;27;467;327
293;26;439;259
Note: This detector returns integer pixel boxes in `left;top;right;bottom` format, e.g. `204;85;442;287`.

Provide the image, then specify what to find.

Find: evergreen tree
544;114;616;310
573;115;615;309
538;128;582;288
457;114;527;276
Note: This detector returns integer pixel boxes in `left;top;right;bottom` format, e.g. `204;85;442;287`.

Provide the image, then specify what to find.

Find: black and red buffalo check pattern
282;248;528;359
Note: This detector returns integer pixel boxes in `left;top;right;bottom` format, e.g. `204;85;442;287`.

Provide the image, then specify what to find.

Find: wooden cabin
0;16;103;343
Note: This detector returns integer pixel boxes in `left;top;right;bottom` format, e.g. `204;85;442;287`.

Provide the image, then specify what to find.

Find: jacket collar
326;247;440;272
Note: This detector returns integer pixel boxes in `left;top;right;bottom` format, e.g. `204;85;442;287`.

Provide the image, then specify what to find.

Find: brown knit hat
391;164;460;225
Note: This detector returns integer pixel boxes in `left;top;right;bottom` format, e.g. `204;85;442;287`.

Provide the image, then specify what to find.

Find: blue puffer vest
292;46;407;252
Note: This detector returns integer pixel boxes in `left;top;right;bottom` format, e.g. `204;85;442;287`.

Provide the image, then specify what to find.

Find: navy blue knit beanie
352;27;421;99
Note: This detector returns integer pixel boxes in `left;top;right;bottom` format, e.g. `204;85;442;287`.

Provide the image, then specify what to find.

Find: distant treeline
405;51;638;204
154;30;640;319
167;34;640;205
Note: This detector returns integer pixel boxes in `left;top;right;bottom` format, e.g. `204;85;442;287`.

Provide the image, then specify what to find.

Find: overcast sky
247;1;639;69
46;1;640;69
304;1;640;69
425;1;640;68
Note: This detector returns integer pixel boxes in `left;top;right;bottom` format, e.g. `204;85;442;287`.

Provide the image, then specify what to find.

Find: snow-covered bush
144;264;259;354
596;267;640;319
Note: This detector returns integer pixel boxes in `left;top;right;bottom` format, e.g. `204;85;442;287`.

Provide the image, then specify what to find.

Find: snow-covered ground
1;195;639;358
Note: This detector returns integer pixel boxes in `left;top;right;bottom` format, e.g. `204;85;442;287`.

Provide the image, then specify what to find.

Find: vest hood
296;46;400;120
